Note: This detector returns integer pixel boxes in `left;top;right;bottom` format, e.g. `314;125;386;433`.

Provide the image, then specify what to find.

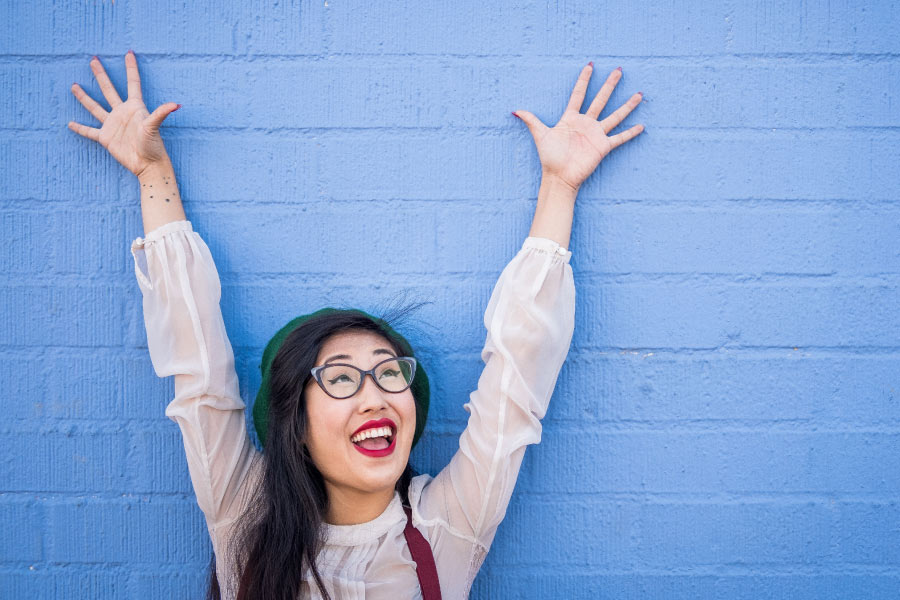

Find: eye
379;369;400;379
327;374;353;384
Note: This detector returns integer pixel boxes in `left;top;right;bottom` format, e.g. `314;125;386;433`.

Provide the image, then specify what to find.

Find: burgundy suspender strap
402;504;443;600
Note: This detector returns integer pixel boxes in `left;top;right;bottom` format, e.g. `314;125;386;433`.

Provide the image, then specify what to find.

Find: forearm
137;156;187;236
527;174;577;249
131;221;257;523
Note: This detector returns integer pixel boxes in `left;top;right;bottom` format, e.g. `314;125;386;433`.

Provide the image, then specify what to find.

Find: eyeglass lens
319;358;415;398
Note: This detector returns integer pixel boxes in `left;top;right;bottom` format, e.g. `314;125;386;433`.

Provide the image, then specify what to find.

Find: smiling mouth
350;425;395;450
350;426;397;457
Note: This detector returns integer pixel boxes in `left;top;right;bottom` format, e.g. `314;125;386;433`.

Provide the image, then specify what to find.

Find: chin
353;454;409;490
347;470;399;497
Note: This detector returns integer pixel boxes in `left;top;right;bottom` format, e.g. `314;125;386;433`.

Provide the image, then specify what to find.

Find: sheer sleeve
131;220;261;526
416;236;576;552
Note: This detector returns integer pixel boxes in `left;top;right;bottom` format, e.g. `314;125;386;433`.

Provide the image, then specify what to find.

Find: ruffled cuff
131;219;194;250
522;235;572;263
130;220;194;290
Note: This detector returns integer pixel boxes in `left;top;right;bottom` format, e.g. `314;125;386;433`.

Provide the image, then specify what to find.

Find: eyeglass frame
308;356;418;399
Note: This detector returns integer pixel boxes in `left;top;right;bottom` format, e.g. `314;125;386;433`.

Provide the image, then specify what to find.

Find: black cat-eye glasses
309;356;417;399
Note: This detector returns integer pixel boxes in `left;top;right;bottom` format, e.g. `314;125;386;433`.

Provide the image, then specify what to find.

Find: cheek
401;395;417;440
304;402;346;460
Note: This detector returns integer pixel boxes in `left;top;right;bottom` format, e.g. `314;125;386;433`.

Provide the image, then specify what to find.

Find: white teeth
350;426;394;443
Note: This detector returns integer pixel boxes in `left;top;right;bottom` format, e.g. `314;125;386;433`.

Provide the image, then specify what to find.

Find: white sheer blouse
130;219;575;599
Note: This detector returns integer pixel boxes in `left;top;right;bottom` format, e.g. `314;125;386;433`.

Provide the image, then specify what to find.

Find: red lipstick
350;418;397;458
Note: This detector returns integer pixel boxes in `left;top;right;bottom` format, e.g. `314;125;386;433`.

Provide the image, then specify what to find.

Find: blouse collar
321;490;406;546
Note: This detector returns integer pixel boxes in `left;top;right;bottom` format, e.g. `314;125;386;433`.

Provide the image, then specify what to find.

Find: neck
324;484;396;525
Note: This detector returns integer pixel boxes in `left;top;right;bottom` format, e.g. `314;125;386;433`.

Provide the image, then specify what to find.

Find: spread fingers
607;123;645;150
89;55;124;108
599;92;644;135
67;120;101;143
70;82;109;124
564;63;593;115
584;68;622;120
125;50;143;102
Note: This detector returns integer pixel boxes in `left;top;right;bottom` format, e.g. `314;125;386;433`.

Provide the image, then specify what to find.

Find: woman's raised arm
68;50;185;235
70;51;262;527
412;63;644;576
130;221;262;526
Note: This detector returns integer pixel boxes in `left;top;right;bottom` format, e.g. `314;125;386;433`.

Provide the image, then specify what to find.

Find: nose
356;373;389;412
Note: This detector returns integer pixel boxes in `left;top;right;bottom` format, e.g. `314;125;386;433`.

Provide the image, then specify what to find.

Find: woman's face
303;329;416;502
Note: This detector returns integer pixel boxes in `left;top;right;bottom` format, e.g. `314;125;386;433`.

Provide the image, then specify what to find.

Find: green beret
253;307;430;449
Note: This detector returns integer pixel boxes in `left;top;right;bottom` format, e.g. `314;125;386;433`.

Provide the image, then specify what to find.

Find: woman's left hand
513;63;645;192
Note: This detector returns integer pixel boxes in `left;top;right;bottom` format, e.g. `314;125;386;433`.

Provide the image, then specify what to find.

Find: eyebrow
323;348;396;365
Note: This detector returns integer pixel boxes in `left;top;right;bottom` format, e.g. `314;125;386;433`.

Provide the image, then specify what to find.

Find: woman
68;51;644;599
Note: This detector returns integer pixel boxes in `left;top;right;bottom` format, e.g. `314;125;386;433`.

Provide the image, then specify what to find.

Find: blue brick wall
2;1;899;598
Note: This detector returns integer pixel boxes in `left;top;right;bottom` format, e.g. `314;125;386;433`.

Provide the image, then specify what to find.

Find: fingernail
512;111;521;119
616;66;622;72
128;49;134;55
588;61;593;67
174;104;182;111
92;55;98;62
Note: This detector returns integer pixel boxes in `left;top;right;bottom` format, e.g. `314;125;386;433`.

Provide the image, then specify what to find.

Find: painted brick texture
2;1;899;598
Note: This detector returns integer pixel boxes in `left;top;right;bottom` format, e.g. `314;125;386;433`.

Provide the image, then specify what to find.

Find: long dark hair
204;298;432;600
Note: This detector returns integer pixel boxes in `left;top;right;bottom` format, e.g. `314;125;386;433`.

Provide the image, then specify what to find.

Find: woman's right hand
68;51;180;178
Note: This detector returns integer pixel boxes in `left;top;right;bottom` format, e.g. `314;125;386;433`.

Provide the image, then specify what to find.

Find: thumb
146;103;181;132
512;110;548;140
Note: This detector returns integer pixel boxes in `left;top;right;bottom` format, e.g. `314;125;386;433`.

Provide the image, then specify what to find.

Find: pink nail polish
92;55;98;61
588;61;593;67
128;49;134;55
511;111;519;119
174;104;182;111
616;66;622;72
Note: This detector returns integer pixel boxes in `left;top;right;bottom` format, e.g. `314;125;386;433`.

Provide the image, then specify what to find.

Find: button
557;246;567;255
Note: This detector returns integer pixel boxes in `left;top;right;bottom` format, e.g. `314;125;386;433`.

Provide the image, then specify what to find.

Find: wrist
136;156;174;182
539;173;580;202
529;175;577;250
137;156;186;235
